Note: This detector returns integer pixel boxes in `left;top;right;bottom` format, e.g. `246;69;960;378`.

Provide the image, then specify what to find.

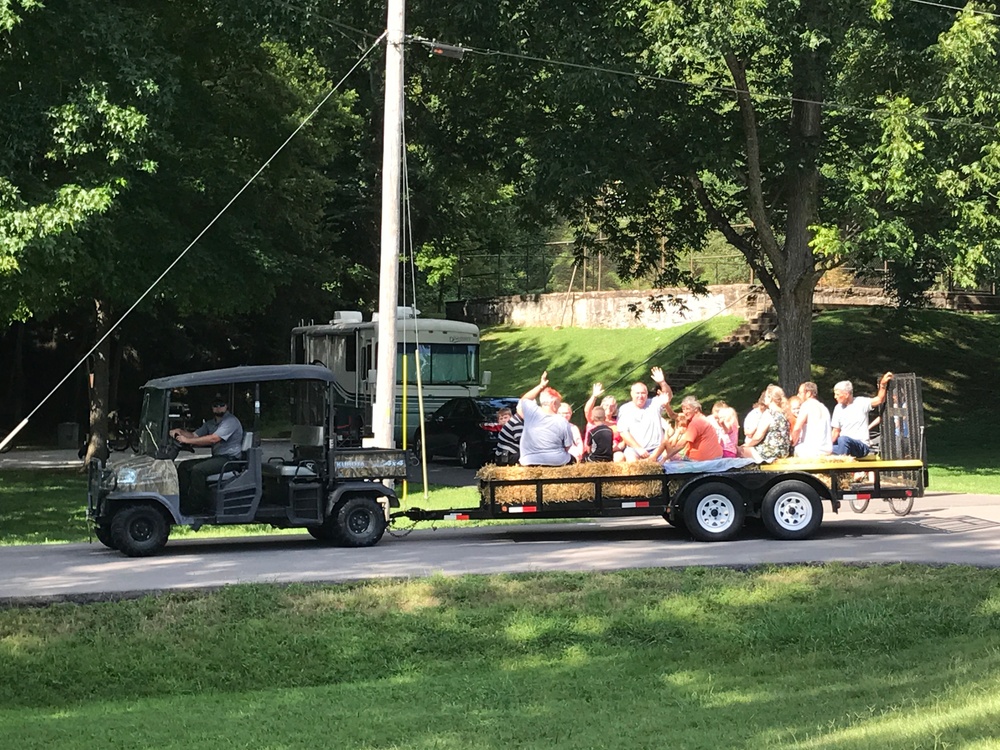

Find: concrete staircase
664;309;778;390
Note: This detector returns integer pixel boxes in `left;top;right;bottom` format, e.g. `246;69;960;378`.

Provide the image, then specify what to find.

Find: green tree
1;0;363;456
413;0;1000;388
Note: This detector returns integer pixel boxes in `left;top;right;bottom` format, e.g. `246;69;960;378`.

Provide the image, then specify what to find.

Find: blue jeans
832;436;870;458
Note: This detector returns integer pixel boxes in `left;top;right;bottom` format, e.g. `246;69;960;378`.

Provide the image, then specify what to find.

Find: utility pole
373;0;405;449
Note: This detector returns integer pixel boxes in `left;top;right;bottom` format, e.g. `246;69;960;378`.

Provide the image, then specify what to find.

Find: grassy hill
480;315;743;408
482;308;1000;494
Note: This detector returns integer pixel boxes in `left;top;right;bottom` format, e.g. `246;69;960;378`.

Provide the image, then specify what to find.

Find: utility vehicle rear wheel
333;496;386;547
761;481;823;540
111;504;170;557
682;482;745;542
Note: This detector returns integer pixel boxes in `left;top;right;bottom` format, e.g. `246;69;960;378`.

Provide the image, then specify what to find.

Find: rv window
346;335;357;372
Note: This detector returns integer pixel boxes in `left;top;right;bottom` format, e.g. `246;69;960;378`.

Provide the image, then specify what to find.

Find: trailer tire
111;504;170;557
761;481;823;540
889;495;914;516
683;482;745;542
332;495;386;547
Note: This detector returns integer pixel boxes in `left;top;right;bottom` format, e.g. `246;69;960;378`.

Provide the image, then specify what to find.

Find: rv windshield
398;343;478;385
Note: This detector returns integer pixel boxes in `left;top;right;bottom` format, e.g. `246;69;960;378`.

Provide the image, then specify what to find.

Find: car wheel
413;435;430;461
761;480;823;540
458;440;476;469
332;495;386;547
111;504;170;557
682;482;745;542
307;524;337;542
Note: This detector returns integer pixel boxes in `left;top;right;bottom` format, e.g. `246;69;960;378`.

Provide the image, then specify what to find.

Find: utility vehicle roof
144;364;336;390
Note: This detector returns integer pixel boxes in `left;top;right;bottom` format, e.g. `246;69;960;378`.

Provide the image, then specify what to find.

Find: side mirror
481;370;492;389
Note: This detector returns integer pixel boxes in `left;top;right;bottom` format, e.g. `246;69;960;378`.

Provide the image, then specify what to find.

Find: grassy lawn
2;565;1000;748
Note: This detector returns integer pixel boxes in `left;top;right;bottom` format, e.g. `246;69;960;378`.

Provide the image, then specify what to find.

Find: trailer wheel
849;497;870;513
683;482;745;542
111;504;170;557
889;495;914;516
761;481;823;540
94;523;117;550
333;495;386;547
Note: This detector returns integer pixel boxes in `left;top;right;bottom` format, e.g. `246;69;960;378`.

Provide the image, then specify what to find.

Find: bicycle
848;493;914;517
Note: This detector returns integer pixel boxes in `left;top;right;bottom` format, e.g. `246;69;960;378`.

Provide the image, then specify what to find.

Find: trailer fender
104;492;181;524
327;482;399;517
672;474;754;513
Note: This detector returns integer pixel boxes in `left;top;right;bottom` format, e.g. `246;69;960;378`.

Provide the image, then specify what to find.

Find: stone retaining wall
445;285;999;329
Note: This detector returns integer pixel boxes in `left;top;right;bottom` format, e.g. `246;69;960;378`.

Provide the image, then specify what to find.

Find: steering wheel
171;435;196;453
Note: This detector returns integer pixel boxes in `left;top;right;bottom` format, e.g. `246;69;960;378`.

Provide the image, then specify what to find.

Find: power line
409;34;1000;135
907;0;1000;19
269;0;380;42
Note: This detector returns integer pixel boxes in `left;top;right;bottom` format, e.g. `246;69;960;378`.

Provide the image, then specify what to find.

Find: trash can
57;422;80;449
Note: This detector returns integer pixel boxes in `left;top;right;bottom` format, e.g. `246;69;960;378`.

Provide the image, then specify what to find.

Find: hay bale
476;460;664;505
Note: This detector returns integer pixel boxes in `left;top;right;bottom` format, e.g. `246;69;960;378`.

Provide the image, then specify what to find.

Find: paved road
2;486;1000;604
4;447;1000;602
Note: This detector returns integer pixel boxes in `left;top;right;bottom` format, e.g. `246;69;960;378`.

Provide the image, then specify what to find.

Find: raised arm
869;371;894;408
518;371;549;417
651;366;677;420
584;382;603;424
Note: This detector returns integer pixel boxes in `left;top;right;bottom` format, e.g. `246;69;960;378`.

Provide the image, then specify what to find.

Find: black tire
413;435;430;461
889;495;914;516
458;440;479;469
94;523;117;550
682;482;745;542
332;495;386;547
110;504;170;557
849;497;870;513
663;508;688;532
761;480;824;540
307;524;337;542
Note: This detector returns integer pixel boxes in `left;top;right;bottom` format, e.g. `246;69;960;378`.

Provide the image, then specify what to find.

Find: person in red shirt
655;395;723;462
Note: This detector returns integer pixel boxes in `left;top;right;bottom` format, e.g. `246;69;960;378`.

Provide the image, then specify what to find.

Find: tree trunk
83;299;112;464
774;270;816;393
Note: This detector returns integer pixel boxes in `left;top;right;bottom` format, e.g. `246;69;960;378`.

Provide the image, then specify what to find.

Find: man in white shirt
517;371;574;466
790;381;832;458
617;366;673;461
831;372;893;457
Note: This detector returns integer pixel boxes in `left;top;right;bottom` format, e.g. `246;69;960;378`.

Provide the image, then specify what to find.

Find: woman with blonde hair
739;384;791;461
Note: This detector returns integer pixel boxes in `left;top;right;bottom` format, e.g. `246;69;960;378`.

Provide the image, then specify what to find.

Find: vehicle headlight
99;469;118;492
117;467;138;486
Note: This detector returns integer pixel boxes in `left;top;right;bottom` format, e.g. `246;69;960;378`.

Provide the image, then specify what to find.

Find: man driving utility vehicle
170;395;244;513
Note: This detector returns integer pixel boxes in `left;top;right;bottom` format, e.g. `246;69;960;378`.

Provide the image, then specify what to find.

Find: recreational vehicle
290;308;489;445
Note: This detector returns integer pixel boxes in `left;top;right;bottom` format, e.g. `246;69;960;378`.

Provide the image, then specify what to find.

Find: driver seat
207;431;263;521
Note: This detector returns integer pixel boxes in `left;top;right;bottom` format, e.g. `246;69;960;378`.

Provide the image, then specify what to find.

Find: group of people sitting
493;368;894;468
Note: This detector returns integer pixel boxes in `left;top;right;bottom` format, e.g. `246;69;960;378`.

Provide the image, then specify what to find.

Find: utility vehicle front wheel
94;523;117;550
111;504;170;557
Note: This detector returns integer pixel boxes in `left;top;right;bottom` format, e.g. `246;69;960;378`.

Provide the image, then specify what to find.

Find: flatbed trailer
394;456;926;542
